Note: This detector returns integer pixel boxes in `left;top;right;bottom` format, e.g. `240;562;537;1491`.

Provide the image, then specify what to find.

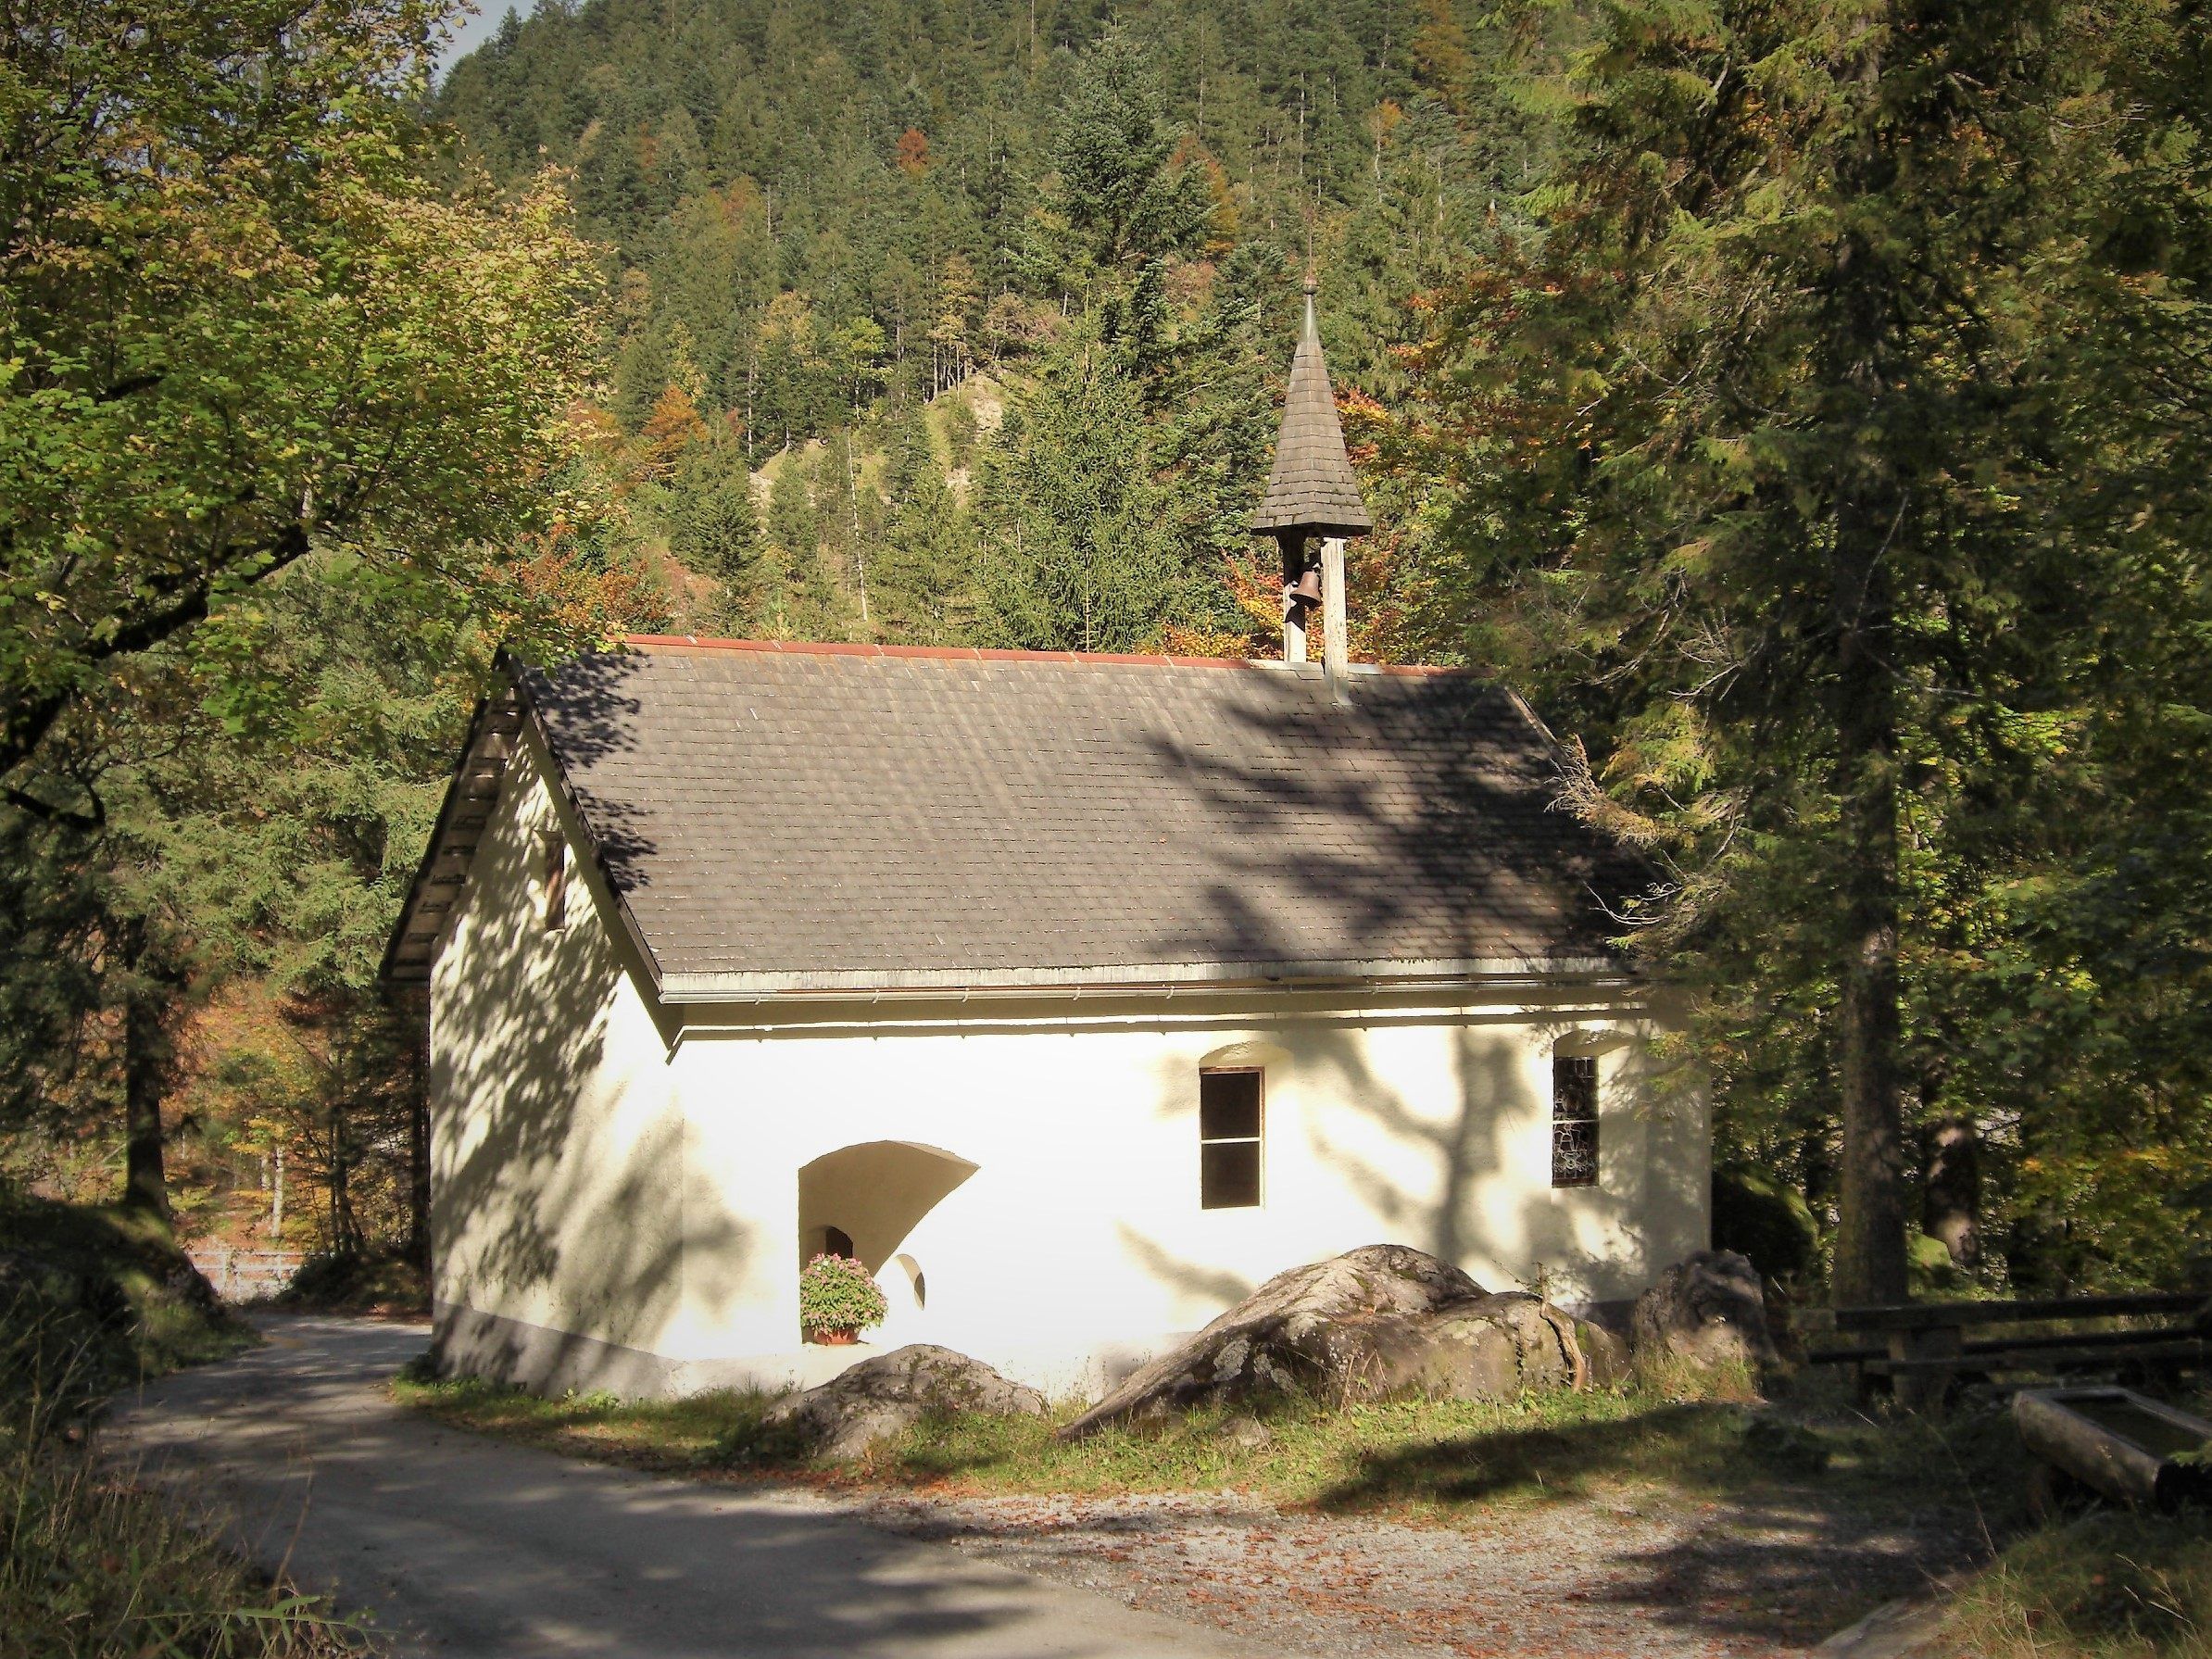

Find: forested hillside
434;0;1531;651
6;0;2210;1335
430;0;2212;1307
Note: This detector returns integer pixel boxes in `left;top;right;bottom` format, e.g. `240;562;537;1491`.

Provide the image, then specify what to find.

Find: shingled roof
383;639;1644;999
1249;284;1374;539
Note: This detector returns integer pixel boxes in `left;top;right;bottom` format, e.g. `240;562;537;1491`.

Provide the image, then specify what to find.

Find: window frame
1551;1050;1600;1189
1198;1066;1265;1210
540;829;569;932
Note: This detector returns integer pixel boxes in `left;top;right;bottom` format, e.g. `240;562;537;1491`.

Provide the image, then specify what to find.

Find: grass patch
3;1197;366;1657
395;1363;2027;1538
1941;1509;2212;1657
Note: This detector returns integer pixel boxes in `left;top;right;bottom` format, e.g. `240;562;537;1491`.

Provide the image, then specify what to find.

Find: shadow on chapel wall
429;650;752;1387
1115;672;1691;1307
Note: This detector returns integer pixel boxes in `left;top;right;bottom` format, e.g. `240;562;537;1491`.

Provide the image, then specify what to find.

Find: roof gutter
654;956;1636;1005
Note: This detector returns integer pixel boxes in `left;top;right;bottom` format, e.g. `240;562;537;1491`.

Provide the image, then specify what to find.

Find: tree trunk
122;986;170;1218
1829;501;1910;1307
329;1096;357;1256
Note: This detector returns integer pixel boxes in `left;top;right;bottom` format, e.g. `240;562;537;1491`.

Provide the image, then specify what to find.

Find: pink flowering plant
798;1253;887;1337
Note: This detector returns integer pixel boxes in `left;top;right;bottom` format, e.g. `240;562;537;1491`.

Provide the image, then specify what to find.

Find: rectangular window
1200;1069;1263;1209
541;832;569;932
1552;1053;1599;1188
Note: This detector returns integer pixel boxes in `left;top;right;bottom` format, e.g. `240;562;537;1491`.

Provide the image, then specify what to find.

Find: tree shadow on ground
1311;1401;2012;1645
125;1317;1177;1659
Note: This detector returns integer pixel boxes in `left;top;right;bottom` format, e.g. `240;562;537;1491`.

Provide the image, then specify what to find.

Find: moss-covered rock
1060;1245;1624;1439
1712;1168;1820;1285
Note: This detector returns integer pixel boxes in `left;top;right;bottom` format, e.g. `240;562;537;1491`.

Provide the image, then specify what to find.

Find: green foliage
873;417;978;645
976;321;1188;652
1401;0;2212;1298
0;0;645;1251
797;1253;887;1336
0;0;606;785
666;442;767;620
434;0;1502;650
1041;25;1210;283
1712;1169;1820;1287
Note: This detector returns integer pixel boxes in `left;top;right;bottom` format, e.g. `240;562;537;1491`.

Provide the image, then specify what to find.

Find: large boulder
1407;1292;1629;1397
1061;1244;1622;1439
1629;1250;1778;1381
764;1344;1046;1460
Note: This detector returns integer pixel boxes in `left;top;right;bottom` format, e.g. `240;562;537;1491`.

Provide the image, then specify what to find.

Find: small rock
1629;1250;1778;1381
764;1343;1046;1461
1221;1414;1273;1449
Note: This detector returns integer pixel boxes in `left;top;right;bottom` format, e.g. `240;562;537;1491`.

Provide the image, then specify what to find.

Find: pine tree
977;320;1183;653
668;442;768;629
875;414;976;645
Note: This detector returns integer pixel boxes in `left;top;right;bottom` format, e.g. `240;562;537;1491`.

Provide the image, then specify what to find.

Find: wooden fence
186;1245;305;1303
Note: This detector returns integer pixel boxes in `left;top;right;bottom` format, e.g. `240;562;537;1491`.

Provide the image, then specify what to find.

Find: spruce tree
1410;0;2212;1302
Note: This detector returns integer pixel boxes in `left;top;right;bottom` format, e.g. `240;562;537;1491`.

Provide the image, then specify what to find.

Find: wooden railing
1800;1290;2210;1407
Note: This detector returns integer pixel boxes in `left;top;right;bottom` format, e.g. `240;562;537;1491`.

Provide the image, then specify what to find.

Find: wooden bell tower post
1249;281;1373;695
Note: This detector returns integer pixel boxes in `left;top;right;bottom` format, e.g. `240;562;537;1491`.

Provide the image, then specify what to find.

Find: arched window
823;1225;856;1260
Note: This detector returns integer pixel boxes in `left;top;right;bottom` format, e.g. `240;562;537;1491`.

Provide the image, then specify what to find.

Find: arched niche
796;1140;978;1277
1198;1037;1290;1072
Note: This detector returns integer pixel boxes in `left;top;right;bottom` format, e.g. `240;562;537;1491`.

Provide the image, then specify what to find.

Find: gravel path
852;1486;1974;1658
129;1315;1974;1657
116;1317;1263;1658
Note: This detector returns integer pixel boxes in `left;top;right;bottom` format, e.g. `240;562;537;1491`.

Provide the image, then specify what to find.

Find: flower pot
808;1327;860;1346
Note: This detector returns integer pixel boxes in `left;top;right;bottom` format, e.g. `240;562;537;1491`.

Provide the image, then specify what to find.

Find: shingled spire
1252;282;1370;685
1251;283;1373;542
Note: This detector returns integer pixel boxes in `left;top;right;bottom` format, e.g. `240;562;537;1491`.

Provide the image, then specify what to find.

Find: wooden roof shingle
1250;285;1374;539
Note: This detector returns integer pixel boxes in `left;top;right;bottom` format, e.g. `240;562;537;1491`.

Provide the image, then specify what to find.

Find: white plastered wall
427;733;695;1393
667;991;1707;1393
428;743;1710;1399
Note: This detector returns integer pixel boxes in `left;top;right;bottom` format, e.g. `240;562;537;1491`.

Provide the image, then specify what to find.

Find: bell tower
1250;280;1373;692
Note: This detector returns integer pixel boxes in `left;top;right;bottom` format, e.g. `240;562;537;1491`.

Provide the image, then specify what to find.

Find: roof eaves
655;954;1634;1003
378;689;520;987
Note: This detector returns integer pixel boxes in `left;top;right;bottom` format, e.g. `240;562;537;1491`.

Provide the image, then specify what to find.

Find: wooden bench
1800;1291;2211;1408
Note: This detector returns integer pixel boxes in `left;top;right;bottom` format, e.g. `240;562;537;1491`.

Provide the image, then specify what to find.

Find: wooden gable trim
378;685;524;986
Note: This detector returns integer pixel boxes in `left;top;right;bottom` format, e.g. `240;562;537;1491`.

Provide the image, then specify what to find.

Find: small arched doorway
796;1141;977;1340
